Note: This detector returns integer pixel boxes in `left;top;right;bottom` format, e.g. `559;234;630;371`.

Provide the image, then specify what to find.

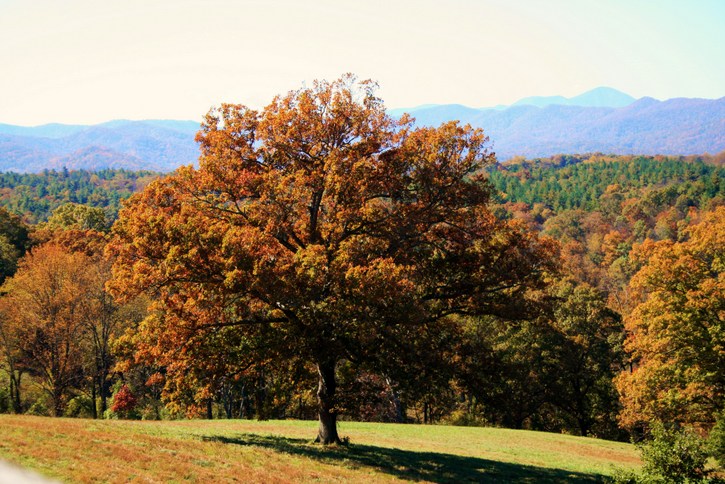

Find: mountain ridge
512;87;636;108
0;92;722;172
0;120;201;172
396;96;724;160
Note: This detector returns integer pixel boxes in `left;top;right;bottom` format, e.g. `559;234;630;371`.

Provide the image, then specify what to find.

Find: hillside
487;154;725;211
0;415;639;483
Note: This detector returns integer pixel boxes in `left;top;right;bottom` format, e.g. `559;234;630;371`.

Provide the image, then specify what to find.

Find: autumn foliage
107;75;557;442
0;75;723;463
616;207;725;428
111;384;137;415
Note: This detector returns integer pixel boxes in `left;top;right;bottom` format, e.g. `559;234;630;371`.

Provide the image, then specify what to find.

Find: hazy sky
1;0;723;125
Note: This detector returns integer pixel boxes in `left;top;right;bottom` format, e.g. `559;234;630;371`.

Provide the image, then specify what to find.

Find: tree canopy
108;75;556;443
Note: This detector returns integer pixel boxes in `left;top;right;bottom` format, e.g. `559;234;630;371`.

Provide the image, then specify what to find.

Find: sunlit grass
0;415;639;482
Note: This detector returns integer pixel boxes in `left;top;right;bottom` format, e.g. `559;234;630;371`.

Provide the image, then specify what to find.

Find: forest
0;168;159;224
0;77;723;476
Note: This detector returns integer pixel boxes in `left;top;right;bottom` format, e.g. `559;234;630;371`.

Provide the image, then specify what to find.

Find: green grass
0;415;639;483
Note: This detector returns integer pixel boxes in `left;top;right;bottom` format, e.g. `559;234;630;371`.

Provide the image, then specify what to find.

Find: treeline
0;152;723;445
0;169;159;224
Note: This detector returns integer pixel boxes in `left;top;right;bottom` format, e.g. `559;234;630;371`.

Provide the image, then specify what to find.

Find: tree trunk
91;381;98;419
315;360;341;444
385;377;404;423
578;414;592;437
99;372;108;416
52;389;64;417
254;372;267;420
9;374;22;414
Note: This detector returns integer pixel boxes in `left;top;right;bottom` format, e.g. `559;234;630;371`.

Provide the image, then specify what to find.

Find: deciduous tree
1;244;93;416
616;207;725;428
108;75;556;443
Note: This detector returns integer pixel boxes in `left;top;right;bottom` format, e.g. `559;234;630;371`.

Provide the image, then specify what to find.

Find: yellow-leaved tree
616;207;725;428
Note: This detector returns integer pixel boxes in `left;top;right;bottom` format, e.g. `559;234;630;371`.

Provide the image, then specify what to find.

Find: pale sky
1;0;723;125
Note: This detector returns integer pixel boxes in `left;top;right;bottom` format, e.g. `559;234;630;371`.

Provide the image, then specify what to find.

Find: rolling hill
0;415;639;482
0;88;723;172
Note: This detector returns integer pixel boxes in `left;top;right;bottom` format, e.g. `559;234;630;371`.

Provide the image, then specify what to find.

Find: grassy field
0;415;639;483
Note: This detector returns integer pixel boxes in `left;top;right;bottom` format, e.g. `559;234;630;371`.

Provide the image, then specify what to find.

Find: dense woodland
0;79;723;454
0;169;159;224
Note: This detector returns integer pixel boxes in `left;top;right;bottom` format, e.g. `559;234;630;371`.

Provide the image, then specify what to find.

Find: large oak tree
108;75;556;443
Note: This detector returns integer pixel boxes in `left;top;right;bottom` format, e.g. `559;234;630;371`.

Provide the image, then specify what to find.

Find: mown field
0;415;639;483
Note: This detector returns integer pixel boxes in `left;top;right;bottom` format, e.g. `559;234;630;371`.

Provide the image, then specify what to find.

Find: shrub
639;424;710;482
26;399;49;416
614;422;720;483
708;413;725;470
64;395;96;418
447;408;488;427
111;384;139;419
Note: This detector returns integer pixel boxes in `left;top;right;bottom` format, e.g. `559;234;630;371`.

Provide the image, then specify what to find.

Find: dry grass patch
0;415;639;483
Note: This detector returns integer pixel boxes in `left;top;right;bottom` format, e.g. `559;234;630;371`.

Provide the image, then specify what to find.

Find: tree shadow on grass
203;433;609;483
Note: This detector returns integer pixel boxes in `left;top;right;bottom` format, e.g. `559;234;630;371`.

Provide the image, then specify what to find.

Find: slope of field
0;415;639;483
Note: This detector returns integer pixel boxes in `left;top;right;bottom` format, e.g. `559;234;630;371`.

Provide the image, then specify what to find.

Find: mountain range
0;120;200;172
0;88;723;172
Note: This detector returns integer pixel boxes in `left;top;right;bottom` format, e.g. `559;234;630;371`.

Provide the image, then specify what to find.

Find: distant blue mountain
389;93;724;160
0;122;87;139
512;87;635;108
569;87;636;108
0;120;201;172
390;87;637;115
0;89;722;172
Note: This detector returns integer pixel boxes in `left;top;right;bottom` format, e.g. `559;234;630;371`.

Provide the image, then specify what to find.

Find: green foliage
488;154;724;213
549;281;625;438
46;203;108;232
0;207;29;283
453;280;625;439
0;169;159;224
0;235;21;282
446;408;488;427
616;424;713;483
64;395;96;418
26;398;49;416
708;413;725;469
0;386;8;413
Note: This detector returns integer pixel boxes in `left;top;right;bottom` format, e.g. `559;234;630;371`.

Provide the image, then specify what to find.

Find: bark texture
315;360;341;444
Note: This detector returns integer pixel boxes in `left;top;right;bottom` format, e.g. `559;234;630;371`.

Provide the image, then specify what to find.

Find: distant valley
0;88;723;172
